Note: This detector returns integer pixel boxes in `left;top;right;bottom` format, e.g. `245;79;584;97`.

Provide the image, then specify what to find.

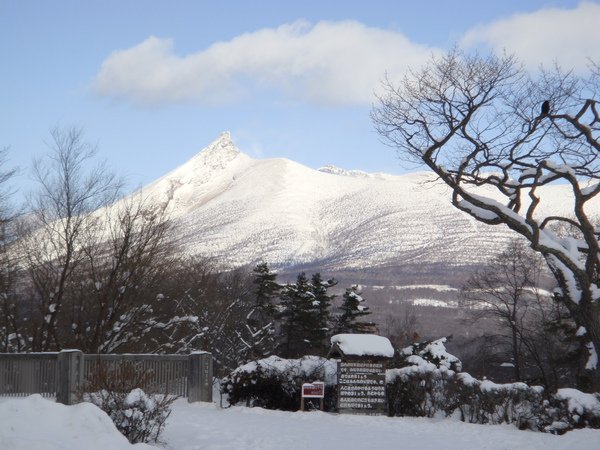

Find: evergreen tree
242;263;281;361
279;272;336;358
334;285;371;334
252;262;279;315
310;273;337;348
280;272;313;357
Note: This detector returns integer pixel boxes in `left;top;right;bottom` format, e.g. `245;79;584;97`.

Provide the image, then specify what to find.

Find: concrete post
188;351;213;403
56;349;84;405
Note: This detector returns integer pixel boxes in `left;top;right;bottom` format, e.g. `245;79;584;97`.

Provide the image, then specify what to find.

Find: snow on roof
330;334;394;358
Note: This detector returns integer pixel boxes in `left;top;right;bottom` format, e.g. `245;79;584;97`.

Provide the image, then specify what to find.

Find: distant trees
461;240;547;382
373;49;600;389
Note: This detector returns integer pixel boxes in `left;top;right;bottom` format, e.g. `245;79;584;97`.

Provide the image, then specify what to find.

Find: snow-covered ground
0;395;153;450
2;395;600;450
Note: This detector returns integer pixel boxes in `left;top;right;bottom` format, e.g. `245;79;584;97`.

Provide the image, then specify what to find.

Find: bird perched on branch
541;100;550;116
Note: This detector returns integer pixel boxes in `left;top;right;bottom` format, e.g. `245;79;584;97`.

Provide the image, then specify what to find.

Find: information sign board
337;360;386;415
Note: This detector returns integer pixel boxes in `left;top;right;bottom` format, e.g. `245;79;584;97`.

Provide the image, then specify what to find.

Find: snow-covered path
162;400;600;450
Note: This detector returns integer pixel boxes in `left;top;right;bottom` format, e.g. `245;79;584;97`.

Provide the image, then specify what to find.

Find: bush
386;362;456;417
451;374;544;427
222;355;338;411
86;388;176;444
387;337;600;433
83;360;177;444
538;388;600;434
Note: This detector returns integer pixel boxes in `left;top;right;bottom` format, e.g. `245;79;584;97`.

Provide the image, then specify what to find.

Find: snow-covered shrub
386;337;462;417
538;388;600;434
400;337;462;372
83;360;176;443
222;355;338;411
86;388;176;444
386;360;457;417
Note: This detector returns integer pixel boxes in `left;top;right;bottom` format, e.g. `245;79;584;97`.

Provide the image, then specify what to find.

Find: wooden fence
0;350;212;404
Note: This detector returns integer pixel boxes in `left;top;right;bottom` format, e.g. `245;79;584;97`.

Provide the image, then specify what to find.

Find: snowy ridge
317;165;390;179
125;133;597;274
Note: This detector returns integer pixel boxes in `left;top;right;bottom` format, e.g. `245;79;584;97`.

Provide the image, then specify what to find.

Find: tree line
0;128;372;375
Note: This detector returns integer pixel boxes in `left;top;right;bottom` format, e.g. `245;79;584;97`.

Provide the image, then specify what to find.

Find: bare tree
382;304;420;349
158;258;257;374
461;240;546;381
61;192;175;353
373;50;600;388
18;127;120;351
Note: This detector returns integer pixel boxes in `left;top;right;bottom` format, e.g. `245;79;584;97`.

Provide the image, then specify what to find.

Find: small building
328;334;394;416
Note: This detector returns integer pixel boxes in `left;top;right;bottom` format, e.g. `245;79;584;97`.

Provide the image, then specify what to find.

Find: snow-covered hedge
222;355;338;411
386;337;600;433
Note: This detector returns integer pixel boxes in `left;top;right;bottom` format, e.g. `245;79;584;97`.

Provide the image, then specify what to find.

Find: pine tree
279;272;313;357
252;263;279;315
334;285;371;334
242;263;280;361
278;272;336;357
310;273;337;349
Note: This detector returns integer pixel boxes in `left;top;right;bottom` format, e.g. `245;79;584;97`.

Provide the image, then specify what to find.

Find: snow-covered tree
334;284;371;334
373;50;600;389
239;263;281;361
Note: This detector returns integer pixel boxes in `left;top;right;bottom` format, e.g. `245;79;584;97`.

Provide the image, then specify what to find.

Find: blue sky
1;0;597;199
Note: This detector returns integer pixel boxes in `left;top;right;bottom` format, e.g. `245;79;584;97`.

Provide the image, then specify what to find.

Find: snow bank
330;334;394;358
0;395;154;450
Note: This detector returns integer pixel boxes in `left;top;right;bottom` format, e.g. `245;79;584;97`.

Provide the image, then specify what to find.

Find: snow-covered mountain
137;132;583;284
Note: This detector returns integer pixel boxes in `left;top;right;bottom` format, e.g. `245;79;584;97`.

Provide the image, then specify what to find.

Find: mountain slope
137;132;589;280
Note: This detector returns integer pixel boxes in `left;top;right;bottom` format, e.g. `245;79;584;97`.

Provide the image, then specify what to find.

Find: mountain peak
196;131;241;170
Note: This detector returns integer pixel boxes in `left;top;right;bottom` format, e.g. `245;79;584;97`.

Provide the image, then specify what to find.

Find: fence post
188;351;213;403
56;349;84;405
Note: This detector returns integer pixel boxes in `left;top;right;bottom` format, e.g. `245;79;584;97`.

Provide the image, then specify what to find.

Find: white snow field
2;395;600;450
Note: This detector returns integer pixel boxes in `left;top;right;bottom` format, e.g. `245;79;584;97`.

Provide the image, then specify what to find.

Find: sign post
328;334;394;416
301;381;325;411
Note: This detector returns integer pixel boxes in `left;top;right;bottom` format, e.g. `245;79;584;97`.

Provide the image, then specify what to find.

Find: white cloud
460;2;600;71
93;20;436;106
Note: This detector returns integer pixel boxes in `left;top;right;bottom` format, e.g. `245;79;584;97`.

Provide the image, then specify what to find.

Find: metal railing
0;350;212;404
0;353;58;397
